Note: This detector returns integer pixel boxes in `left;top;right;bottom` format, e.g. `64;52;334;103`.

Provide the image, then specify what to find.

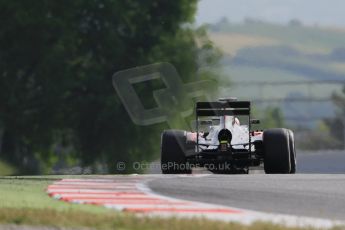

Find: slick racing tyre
263;128;291;174
161;130;192;174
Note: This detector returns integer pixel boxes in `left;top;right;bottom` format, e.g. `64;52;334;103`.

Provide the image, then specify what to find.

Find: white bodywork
186;116;262;151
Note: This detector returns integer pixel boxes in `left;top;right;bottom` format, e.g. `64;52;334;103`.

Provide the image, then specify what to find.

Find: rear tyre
161;130;192;174
288;130;297;174
264;128;291;174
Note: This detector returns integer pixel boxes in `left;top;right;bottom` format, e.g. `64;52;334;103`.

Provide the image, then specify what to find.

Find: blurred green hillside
208;20;345;128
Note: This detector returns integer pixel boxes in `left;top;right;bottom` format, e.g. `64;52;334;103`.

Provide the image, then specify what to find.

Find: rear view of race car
161;98;296;174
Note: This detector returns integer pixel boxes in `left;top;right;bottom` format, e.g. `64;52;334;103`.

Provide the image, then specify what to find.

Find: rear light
220;141;228;152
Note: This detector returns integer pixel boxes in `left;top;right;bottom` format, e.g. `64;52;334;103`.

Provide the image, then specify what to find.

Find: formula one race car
160;98;296;174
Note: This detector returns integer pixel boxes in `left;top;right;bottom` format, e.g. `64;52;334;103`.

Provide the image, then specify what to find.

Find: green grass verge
0;176;341;230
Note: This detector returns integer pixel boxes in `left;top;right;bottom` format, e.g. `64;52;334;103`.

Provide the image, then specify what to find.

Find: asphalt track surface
147;150;345;221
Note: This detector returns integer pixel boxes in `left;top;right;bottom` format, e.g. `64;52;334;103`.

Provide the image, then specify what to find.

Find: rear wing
196;101;251;116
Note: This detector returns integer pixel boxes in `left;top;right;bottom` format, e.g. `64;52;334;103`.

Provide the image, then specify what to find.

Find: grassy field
209;22;345;83
209;33;279;56
0;176;341;230
211;23;345;54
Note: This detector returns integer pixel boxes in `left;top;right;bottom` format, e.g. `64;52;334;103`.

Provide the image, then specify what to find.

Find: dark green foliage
0;0;220;173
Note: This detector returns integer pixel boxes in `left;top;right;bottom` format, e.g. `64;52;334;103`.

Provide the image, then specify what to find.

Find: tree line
0;0;220;174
